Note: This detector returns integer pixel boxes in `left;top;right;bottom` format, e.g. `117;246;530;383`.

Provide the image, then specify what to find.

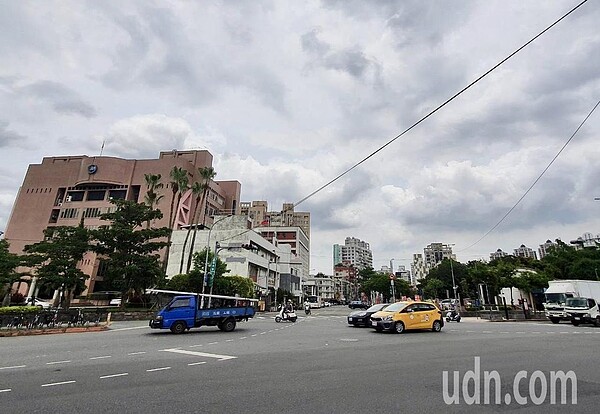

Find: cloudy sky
1;1;599;274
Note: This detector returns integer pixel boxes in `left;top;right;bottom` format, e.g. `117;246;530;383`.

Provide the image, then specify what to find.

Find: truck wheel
549;318;560;324
221;319;236;332
170;321;186;334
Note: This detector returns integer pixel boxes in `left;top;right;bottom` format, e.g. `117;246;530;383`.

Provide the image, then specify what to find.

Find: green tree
185;166;216;273
91;199;171;306
24;223;91;308
143;173;164;228
0;240;25;306
361;273;413;302
163;166;189;271
179;181;204;273
422;278;445;299
212;275;255;298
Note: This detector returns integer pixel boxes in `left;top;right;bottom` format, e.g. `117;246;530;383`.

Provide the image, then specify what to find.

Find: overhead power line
220;0;588;244
459;98;600;253
292;0;588;209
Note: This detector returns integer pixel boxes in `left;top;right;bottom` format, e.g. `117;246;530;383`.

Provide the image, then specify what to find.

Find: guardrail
0;309;108;331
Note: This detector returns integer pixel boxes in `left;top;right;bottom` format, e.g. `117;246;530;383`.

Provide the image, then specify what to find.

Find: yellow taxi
370;301;444;333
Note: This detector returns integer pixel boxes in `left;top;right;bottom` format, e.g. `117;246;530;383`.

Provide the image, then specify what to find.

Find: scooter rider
304;300;311;315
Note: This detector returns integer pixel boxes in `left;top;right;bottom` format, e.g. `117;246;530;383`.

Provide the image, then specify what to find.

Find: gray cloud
20;81;97;118
0;121;27;147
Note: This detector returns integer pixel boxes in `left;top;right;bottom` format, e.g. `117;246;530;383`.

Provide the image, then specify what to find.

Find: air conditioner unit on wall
66;195;72;202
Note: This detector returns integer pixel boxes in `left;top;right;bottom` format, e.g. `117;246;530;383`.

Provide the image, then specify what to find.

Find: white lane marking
188;362;207;366
41;380;76;387
100;373;128;379
108;326;149;332
0;389;11;393
225;339;234;342
128;352;146;355
239;337;247;340
46;360;71;365
260;332;266;335
0;365;26;370
207;342;218;345
189;344;203;348
146;367;171;372
159;348;237;361
251;334;257;337
90;356;112;360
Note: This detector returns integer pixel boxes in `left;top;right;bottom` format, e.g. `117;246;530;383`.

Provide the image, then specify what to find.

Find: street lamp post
201;215;231;308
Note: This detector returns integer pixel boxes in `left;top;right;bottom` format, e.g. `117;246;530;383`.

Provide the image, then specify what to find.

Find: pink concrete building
5;149;241;295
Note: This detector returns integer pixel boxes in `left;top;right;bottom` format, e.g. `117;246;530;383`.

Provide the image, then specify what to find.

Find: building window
60;208;79;219
83;208;101;218
87;190;106;201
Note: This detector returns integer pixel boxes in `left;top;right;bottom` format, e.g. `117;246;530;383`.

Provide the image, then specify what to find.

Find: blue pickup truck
148;289;257;334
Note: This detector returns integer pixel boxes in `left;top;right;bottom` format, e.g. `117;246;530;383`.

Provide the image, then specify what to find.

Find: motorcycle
275;308;298;323
304;304;311;315
446;310;461;322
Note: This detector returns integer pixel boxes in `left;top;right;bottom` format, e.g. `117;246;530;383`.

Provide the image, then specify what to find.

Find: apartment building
333;237;373;270
240;201;310;238
490;248;509;261
513;244;538;260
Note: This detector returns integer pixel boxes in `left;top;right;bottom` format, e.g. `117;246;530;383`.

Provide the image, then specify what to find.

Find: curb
0;324;109;337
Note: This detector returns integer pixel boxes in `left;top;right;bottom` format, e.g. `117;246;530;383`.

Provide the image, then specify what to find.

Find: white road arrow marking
159;348;237;361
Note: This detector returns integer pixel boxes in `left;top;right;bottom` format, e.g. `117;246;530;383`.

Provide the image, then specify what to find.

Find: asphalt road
1;306;599;413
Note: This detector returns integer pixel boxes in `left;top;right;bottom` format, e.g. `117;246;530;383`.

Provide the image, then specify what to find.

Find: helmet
288;299;292;303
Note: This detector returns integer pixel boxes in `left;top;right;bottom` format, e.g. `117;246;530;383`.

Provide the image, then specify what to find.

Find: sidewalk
0;324;109;337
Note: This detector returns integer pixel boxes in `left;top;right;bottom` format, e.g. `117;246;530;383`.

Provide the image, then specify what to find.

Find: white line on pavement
146;367;171;372
41;380;76;387
251;334;257;337
239;337;247;340
109;326;149;332
0;365;26;370
46;360;71;365
189;344;203;348
100;373;129;379
225;339;233;342
0;389;11;393
207;342;218;345
159;348;237;361
90;356;112;360
128;352;147;355
188;362;207;366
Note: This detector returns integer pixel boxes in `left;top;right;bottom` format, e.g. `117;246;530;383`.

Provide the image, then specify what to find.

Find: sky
1;1;600;274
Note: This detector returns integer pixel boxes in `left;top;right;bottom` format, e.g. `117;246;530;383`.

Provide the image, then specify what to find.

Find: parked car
439;299;458;310
109;298;122;306
370;301;444;334
26;298;52;309
348;300;369;309
347;303;389;327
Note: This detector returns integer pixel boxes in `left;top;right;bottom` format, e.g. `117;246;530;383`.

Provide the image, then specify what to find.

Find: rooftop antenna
99;139;106;156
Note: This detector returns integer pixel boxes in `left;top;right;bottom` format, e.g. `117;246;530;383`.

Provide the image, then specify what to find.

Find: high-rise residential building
411;253;427;284
240;201;310;238
423;243;455;268
570;232;600;250
514;244;538;260
333;237;373;270
538;240;558;259
333;264;359;301
490;249;509;261
4;150;241;295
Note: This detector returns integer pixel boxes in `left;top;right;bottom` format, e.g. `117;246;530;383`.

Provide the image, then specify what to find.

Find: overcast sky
1;1;599;274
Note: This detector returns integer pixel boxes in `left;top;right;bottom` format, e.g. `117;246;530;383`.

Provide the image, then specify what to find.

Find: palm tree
162;167;189;271
179;181;203;273
185;166;216;273
143;173;164;228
